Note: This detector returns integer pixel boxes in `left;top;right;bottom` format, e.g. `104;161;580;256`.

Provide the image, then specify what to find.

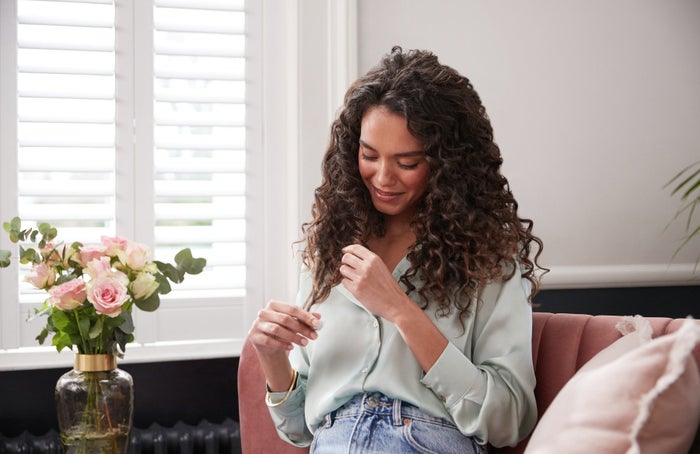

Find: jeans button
367;396;378;407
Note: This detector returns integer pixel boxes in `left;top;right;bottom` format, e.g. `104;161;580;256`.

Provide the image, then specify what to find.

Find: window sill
0;338;243;371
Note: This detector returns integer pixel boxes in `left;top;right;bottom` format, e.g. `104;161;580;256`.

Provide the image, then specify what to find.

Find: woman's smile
372;186;404;202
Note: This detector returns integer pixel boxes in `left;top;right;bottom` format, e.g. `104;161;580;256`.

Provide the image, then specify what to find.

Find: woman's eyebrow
358;139;424;157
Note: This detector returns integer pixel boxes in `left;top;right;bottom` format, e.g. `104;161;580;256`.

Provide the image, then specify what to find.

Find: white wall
353;0;700;288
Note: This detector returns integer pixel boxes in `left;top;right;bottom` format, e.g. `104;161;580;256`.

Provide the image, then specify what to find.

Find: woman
248;46;546;453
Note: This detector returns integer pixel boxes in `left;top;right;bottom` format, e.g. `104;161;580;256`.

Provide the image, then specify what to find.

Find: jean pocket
403;417;478;454
310;413;335;453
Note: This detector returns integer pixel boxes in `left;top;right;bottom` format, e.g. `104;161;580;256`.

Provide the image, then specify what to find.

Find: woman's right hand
248;300;321;357
248;300;321;391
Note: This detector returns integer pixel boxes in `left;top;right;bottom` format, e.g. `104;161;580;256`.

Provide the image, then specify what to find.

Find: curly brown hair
301;46;546;319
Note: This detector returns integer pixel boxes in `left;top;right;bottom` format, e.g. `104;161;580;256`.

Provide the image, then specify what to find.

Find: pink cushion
525;317;700;453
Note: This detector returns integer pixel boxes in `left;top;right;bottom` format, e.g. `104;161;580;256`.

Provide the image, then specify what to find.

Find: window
0;0;262;369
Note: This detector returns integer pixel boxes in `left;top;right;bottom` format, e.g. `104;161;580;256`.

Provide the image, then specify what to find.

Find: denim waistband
326;392;457;428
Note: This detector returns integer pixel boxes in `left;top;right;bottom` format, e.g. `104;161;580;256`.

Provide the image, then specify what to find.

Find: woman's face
358;105;430;220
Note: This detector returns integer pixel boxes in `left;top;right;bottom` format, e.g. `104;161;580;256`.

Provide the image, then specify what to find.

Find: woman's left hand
339;244;411;322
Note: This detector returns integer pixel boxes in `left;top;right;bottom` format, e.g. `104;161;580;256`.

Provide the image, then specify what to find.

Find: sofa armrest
238;339;309;454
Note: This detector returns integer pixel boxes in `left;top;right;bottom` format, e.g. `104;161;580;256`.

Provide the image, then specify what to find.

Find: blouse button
372;320;379;328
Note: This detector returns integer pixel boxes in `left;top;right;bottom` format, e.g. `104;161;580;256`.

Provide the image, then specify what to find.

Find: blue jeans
310;392;481;454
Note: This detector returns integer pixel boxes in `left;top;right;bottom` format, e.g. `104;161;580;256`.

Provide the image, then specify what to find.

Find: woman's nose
375;161;395;185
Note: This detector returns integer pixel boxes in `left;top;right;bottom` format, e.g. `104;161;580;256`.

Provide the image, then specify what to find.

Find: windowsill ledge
0;337;244;371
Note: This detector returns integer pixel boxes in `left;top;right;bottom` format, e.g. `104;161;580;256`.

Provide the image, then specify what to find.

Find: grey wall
357;0;700;289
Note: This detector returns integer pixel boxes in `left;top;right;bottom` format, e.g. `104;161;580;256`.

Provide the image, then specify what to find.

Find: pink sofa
238;312;700;454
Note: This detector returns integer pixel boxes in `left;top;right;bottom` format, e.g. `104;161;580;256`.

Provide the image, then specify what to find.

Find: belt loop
324;411;333;428
361;392;370;408
392;398;402;425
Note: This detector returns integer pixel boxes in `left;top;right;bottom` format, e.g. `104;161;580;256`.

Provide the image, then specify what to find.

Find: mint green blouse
268;257;537;448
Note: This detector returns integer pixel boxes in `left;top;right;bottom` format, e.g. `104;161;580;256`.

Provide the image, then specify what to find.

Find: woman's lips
373;186;402;202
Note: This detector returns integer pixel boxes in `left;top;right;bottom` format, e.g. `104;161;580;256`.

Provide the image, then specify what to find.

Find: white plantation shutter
152;0;247;299
0;0;259;368
16;0;116;307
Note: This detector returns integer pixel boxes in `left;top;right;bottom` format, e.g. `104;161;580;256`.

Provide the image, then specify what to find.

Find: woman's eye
361;153;377;161
398;162;419;170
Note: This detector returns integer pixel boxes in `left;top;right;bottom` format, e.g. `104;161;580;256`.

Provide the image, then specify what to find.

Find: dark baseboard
533;285;700;318
0;357;239;438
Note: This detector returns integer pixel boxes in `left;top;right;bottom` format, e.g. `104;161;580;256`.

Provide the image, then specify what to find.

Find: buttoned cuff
421;341;486;407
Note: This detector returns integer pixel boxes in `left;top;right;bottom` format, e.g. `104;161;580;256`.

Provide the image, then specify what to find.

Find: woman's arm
420;271;537;447
248;300;320;446
340;245;537;447
339;244;448;372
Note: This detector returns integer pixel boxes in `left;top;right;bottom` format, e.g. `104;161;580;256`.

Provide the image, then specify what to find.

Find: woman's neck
367;213;417;271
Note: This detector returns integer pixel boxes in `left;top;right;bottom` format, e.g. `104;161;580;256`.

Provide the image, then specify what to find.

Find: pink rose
101;236;128;257
85;256;114;281
88;277;128;317
48;279;87;311
76;244;106;268
24;262;56;289
120;241;150;271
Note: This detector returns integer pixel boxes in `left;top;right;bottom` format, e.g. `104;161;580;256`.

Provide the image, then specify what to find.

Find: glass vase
55;354;134;454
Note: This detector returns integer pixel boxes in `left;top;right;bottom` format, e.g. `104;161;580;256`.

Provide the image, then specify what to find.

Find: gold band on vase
74;354;116;372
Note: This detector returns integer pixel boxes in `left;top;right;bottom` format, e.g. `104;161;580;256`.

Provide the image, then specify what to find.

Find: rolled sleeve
421;342;485;406
420;268;537;448
268;380;314;447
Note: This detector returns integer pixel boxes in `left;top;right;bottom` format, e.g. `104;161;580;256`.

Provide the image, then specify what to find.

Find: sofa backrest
237;312;700;454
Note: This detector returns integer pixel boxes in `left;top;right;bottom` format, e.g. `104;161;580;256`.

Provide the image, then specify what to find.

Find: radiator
0;419;242;454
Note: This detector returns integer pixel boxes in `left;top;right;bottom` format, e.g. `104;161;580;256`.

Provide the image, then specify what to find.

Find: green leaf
4;217;21;234
89;317;103;339
0;250;10;268
19;246;40;264
52;331;73;352
135;292;160;312
175;248;207;275
664;160;700;188
155;261;183;284
666;160;700;268
114;329;134;353
51;311;72;331
156;272;172;295
55;273;77;285
154;249;207;285
118;311;135;334
672;224;700;258
35;328;49;345
681;176;700;201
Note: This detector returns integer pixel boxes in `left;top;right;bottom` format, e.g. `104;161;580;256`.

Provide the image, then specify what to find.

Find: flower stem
74;309;89;353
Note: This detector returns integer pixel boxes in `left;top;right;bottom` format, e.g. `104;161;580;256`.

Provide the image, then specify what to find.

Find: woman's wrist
255;350;294;392
265;368;298;407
